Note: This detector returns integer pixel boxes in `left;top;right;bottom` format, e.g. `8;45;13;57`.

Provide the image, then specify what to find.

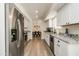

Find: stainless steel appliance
50;35;55;55
10;8;24;56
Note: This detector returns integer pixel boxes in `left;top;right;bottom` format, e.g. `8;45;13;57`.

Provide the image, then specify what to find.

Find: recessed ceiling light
35;10;39;14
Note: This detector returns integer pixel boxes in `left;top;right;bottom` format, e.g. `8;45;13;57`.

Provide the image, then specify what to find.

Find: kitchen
0;3;79;56
19;3;79;56
44;3;79;56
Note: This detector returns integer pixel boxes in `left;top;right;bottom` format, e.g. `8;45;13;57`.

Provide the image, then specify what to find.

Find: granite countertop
51;34;79;44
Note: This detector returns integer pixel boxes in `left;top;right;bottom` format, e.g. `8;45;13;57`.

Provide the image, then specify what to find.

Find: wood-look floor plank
24;38;53;56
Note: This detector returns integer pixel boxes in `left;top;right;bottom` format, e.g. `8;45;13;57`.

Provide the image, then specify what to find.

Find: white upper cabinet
57;4;70;26
69;4;79;24
57;4;79;26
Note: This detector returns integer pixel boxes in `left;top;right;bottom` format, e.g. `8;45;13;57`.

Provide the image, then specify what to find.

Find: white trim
0;3;5;56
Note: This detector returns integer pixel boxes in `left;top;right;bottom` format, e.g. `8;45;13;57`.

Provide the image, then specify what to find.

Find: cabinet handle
57;44;60;47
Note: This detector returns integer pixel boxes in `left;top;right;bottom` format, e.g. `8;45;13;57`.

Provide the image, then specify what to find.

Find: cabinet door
57;10;62;26
45;34;50;46
63;4;70;25
57;4;79;26
69;4;79;24
54;38;60;56
54;38;68;56
59;40;68;56
57;4;70;26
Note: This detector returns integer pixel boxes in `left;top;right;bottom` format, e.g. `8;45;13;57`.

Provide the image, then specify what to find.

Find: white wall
24;18;32;40
0;3;5;56
56;22;79;35
32;19;47;39
59;25;79;35
48;19;53;28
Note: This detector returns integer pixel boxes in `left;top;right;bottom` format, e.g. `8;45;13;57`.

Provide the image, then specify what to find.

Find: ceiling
19;3;52;20
17;3;65;20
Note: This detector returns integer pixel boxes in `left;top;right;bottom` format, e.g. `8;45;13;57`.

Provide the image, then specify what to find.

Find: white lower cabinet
45;33;50;46
54;38;68;56
54;37;60;56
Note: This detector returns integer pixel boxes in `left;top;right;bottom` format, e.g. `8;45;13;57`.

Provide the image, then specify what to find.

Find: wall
61;25;79;35
0;3;5;56
56;24;79;36
52;17;57;28
48;19;53;27
24;17;32;40
32;19;47;39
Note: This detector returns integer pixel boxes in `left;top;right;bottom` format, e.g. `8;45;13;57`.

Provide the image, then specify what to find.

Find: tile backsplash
58;24;79;35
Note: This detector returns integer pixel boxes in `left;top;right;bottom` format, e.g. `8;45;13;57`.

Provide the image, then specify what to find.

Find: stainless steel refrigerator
10;8;24;56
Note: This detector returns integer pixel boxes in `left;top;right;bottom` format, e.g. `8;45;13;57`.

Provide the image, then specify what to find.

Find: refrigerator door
16;13;24;56
10;9;24;56
10;9;18;56
16;19;22;55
